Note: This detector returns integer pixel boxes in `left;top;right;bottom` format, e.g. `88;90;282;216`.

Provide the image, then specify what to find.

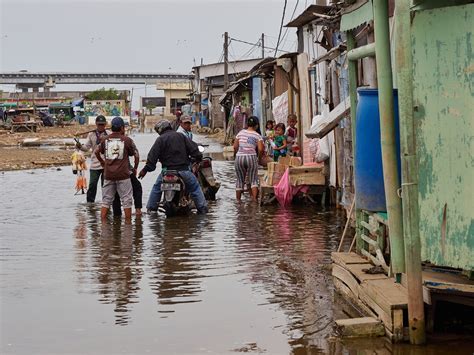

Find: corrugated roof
285;4;333;28
340;0;373;32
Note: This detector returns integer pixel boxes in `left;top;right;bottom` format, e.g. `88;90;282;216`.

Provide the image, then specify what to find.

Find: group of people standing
77;114;207;221
77;111;298;217
233;114;298;202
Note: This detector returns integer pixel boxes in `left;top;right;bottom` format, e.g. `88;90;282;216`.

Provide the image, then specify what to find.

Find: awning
311;43;347;66
285;4;334;28
340;0;373;32
305;97;350;139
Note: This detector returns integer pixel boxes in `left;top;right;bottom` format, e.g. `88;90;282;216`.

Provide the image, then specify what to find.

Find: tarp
274;168;310;208
271;91;288;125
71;98;84;107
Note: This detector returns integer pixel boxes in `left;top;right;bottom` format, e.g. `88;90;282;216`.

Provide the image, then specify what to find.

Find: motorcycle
194;155;220;201
159;146;220;217
160;169;193;217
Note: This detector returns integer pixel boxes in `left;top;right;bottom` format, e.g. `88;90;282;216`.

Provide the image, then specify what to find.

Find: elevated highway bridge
0;72;192;91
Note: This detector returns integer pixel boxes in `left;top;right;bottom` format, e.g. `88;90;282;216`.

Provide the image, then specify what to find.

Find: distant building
192;59;262;128
155;81;192;117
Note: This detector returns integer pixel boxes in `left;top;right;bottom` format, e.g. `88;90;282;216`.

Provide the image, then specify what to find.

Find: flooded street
1;133;472;354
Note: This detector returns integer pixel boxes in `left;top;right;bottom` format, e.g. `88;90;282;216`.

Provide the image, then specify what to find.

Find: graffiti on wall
84;100;125;117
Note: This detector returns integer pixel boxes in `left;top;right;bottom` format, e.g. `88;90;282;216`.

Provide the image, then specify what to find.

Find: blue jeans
146;174;163;211
146;170;208;214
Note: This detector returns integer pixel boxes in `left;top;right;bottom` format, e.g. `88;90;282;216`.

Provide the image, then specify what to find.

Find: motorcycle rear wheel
163;201;178;217
205;189;217;201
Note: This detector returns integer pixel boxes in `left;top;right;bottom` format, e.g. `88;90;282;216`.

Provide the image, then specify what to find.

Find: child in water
272;123;288;162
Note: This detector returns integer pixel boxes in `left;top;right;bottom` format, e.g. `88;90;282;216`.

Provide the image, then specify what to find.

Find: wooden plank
333;278;377;319
423;268;474;295
331;252;368;266
297;53;312;136
424;282;474;294
363;279;408;312
360;233;378;247
423;269;474;288
332;264;360;297
335;317;385;337
289;165;325;186
346;263;388;282
360;249;389;273
392;309;404;342
360;221;379;234
358;284;393;330
305;97;351;139
312;43;347;65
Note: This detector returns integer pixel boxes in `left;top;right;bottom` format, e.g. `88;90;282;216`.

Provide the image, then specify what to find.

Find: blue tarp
71;98;84;107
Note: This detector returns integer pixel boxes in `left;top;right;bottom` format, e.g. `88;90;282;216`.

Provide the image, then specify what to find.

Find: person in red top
96;116;139;221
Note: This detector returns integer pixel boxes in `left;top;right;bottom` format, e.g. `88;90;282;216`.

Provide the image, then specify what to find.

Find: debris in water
232;342;266;353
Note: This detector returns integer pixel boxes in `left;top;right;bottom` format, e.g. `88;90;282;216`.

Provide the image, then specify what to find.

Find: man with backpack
95;116;139;221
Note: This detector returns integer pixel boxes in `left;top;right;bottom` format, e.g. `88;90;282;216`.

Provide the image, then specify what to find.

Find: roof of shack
285;4;334;27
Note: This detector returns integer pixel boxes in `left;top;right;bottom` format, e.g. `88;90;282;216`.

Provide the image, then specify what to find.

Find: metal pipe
394;0;426;345
373;0;405;274
347;43;376;61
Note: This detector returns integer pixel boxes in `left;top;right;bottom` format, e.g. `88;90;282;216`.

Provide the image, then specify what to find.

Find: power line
229;36;290;54
279;0;300;51
274;0;288;56
233;37;261;60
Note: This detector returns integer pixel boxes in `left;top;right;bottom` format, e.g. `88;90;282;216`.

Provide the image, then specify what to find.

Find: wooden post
261;33;265;58
346;32;364;253
224;32;229;91
394;0;426;345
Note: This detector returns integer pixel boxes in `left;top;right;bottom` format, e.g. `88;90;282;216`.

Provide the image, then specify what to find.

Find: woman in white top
233;116;264;201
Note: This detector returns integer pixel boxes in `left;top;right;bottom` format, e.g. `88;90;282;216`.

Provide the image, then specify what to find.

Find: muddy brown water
1;133;473;354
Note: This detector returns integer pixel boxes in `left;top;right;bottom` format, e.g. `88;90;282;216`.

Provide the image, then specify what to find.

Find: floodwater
1;133;473;355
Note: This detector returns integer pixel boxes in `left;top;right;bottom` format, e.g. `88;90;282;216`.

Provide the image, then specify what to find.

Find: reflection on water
74;206;144;325
148;217;206;311
2;134;474;354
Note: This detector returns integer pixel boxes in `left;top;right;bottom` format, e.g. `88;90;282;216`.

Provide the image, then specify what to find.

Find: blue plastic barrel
200;115;209;127
355;89;400;212
78;116;85;125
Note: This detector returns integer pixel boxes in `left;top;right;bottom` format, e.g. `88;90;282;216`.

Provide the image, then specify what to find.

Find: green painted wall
411;4;474;270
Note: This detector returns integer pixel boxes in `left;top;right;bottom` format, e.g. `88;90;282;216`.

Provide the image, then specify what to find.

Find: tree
145;103;156;116
85;88;121;100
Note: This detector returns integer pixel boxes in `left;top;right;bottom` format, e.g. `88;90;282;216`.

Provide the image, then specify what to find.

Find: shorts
102;178;133;209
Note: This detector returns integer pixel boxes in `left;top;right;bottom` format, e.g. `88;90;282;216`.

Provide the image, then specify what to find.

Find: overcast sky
0;0;305;107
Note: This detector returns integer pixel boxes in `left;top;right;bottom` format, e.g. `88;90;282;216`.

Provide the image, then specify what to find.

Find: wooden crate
289;165;325;185
264;162;288;185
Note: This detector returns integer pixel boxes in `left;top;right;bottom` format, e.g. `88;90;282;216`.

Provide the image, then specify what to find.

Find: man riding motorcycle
138;120;208;214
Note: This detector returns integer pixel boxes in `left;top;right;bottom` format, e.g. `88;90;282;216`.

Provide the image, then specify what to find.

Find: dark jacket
143;129;202;172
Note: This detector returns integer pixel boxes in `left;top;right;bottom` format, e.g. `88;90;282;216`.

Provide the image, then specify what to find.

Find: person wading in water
233;116;264;202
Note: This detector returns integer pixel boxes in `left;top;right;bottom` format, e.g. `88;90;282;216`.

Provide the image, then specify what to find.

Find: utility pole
224;32;229;91
261;33;265;58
